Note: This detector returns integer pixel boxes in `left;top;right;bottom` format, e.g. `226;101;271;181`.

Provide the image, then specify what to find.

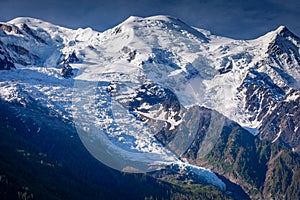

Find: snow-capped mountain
1;15;300;197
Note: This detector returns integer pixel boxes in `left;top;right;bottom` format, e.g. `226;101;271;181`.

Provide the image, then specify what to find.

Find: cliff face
183;117;300;199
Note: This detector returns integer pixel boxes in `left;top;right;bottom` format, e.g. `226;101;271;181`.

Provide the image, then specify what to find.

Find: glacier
1;15;300;191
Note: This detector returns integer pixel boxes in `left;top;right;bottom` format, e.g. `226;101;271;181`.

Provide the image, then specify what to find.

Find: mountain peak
257;25;296;42
273;25;297;39
122;16;143;24
274;25;288;34
7;17;71;33
121;15;183;27
119;15;209;43
266;25;300;52
8;17;44;25
145;15;180;22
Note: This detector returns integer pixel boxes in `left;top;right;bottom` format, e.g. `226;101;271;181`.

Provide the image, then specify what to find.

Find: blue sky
1;0;299;39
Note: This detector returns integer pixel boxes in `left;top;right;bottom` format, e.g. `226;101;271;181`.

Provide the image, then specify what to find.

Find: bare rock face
0;41;15;70
60;52;79;78
20;23;47;44
65;51;79;63
0;23;21;34
61;63;73;78
0;56;15;70
259;90;300;152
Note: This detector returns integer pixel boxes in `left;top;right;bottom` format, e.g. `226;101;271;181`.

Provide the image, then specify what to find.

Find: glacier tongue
174;162;226;191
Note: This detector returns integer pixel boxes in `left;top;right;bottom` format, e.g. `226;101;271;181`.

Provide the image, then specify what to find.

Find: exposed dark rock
218;57;234;74
185;63;200;79
20;23;47;44
121;46;137;62
64;51;79;63
61;63;73;78
238;28;300;155
238;67;286;123
0;56;15;70
128;50;136;61
275;26;299;40
0;23;21;34
107;81;182;146
59;52;79;78
7;44;30;55
6;44;39;65
0;41;15;70
259;90;300;152
266;26;300;65
113;26;122;34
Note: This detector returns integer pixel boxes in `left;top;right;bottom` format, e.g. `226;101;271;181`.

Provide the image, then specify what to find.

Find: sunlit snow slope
1;15;300;189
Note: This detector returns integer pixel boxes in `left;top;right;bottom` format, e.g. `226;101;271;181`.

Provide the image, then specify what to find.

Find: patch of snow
284;92;299;102
174;162;226;191
243;126;259;136
272;131;282;143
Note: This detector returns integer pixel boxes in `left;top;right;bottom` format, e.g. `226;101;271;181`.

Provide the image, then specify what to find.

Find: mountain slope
0;15;300;199
0;100;232;200
184;115;300;199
